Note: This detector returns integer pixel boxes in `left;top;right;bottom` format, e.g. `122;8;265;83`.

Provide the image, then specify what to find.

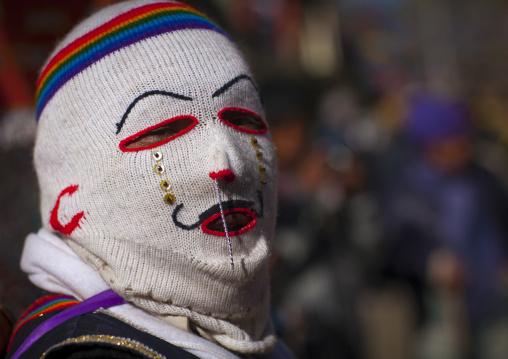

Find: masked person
5;1;292;358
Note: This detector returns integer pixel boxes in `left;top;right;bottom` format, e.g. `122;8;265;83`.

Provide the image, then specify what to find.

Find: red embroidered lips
201;207;257;237
171;197;262;236
204;170;258;236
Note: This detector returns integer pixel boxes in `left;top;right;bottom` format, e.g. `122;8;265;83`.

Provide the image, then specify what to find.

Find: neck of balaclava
66;238;277;354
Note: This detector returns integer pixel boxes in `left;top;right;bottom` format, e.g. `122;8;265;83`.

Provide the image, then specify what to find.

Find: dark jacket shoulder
7;303;197;359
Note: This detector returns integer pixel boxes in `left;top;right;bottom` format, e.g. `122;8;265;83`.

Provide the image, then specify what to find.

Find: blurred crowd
2;0;508;359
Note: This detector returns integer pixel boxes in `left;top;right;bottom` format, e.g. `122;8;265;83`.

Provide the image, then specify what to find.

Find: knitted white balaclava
33;0;278;354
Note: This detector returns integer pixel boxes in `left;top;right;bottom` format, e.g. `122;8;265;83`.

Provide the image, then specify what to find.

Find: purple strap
11;289;124;359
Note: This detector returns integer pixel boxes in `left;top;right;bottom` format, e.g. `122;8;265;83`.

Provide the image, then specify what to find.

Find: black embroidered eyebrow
116;90;193;134
212;74;262;102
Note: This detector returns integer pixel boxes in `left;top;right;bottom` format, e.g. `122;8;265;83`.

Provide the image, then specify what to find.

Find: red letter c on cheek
50;185;85;236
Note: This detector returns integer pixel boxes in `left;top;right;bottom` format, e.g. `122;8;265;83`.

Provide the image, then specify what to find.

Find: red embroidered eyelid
218;107;268;134
200;208;257;237
119;115;198;152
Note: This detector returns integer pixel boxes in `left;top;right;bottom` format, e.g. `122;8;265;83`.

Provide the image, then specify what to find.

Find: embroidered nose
209;169;236;183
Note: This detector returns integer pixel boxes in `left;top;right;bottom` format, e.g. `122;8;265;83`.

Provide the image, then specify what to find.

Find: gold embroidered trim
41;334;166;359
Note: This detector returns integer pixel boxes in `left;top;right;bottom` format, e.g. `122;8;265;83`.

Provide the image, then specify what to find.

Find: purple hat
405;94;472;146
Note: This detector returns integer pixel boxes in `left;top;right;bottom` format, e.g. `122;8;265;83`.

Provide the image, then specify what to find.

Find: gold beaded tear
150;150;176;205
160;180;172;192
164;193;176;205
152;150;163;161
153;163;165;175
251;137;267;188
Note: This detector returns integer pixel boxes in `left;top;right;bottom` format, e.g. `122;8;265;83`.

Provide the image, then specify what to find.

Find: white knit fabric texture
21;229;295;359
34;0;278;354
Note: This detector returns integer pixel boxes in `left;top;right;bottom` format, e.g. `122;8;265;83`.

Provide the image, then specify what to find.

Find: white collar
20;228;241;359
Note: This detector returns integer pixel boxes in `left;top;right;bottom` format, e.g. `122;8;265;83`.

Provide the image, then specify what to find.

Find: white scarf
20;228;292;359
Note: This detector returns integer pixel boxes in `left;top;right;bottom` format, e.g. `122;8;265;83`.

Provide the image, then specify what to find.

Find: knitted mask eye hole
218;107;267;134
119;116;198;152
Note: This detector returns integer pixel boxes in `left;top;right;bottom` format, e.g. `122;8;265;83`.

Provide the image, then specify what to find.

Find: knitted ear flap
34;0;278;354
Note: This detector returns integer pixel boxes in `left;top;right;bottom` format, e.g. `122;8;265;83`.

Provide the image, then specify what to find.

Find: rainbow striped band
36;2;229;120
7;295;79;351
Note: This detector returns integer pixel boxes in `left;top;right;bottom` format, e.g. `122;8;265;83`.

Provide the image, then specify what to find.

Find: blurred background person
381;93;508;359
269;85;383;359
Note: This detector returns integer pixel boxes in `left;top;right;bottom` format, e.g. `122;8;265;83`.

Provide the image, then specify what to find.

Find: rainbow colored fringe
36;2;228;120
7;295;79;351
